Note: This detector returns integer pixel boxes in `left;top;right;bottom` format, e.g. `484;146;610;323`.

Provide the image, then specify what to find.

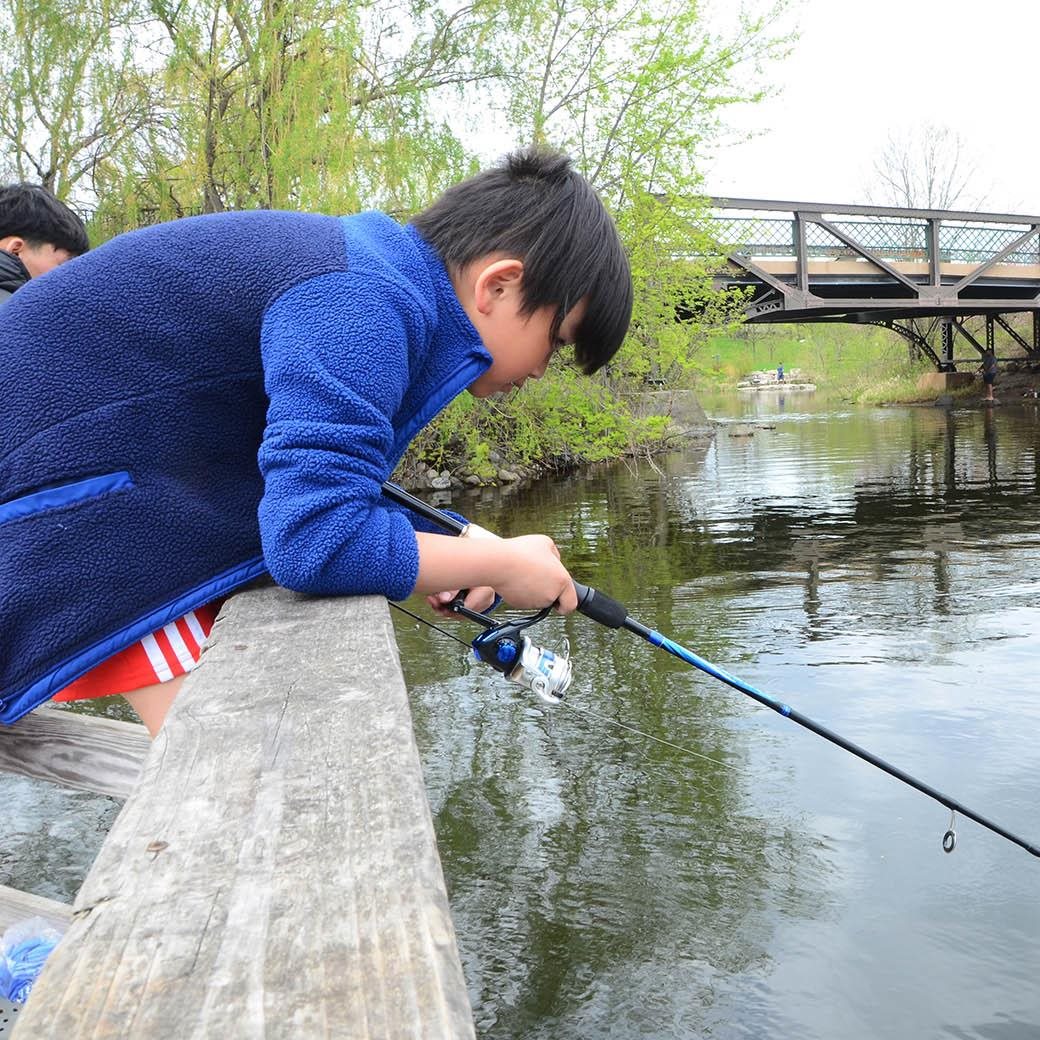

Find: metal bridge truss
710;198;1040;370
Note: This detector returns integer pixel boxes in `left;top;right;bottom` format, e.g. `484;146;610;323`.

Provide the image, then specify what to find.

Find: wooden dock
0;584;475;1038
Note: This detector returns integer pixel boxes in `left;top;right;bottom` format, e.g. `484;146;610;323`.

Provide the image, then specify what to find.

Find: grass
690;324;935;403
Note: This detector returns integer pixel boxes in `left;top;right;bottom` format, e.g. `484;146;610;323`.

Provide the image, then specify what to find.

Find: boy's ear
471;258;524;316
0;236;25;256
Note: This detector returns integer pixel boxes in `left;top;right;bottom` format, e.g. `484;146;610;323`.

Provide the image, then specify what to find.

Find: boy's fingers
426;591;460;614
555;581;578;614
464;587;496;612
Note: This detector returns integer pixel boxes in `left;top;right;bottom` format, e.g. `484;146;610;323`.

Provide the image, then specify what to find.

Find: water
5;394;1039;1036
394;394;1040;1039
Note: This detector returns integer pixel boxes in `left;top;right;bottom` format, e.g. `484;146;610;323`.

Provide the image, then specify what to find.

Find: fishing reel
450;596;572;705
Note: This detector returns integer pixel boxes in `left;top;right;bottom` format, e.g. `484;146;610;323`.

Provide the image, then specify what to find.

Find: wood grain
0;708;148;800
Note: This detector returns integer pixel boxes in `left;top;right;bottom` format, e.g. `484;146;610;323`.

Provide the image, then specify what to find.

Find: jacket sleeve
257;270;428;599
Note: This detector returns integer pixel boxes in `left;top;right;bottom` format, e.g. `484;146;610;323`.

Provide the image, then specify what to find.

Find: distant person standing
981;349;998;402
0;183;89;304
777;361;785;383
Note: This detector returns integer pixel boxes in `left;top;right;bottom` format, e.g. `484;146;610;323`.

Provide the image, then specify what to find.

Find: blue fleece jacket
0;210;491;723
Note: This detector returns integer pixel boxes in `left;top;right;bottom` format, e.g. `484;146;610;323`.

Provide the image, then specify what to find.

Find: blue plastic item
1;918;61;1004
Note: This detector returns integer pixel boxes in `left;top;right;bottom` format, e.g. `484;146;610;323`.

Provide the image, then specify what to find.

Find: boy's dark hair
412;148;631;374
0;183;89;255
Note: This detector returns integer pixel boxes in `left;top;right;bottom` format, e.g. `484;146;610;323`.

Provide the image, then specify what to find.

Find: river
5;392;1040;1037
394;391;1040;1039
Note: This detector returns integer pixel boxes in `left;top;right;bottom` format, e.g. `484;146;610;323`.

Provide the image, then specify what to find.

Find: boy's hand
414;531;578;615
427;587;497;617
494;535;578;613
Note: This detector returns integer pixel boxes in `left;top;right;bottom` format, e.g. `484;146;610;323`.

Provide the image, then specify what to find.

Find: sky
705;0;1040;215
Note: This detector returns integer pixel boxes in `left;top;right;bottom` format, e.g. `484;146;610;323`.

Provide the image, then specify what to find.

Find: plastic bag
1;917;62;1004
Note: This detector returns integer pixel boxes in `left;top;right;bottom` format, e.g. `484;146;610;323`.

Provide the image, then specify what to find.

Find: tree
87;0;508;225
499;0;791;381
868;122;984;211
0;0;158;200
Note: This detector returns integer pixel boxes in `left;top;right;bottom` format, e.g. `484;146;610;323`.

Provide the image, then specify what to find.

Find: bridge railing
6;583;474;1039
714;215;1040;266
708;198;1040;269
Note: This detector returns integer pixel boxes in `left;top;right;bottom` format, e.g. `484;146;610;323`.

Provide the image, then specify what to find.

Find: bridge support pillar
940;319;955;371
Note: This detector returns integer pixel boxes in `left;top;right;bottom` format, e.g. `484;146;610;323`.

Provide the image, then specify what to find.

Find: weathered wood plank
17;587;474;1039
0;885;71;935
0;708;148;800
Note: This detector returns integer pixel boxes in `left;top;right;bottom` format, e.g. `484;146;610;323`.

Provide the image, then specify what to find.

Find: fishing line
382;480;1040;859
554;697;729;770
390;600;472;650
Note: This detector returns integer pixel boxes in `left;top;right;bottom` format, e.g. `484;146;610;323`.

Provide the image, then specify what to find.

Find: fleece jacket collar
0;249;29;296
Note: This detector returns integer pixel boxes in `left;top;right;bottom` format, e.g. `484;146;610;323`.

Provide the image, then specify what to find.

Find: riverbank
397;386;713;492
698;323;1040;406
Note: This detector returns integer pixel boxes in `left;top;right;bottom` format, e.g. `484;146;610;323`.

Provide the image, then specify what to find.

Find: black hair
0;183;89;255
412;148;631;374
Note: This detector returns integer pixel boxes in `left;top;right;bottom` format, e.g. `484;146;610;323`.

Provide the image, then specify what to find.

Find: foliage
0;0;792;472
408;360;673;475
502;0;793;380
88;0;494;228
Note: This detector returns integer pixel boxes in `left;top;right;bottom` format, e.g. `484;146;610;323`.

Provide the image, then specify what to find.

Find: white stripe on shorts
163;622;198;672
183;607;206;648
141;632;175;683
183;610;207;648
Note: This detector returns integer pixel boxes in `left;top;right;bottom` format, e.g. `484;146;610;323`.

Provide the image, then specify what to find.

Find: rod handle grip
573;582;628;629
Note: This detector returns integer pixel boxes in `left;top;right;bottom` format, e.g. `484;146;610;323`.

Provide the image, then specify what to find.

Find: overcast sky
705;0;1040;214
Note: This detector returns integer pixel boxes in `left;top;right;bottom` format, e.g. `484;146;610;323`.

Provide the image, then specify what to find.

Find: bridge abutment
916;371;976;393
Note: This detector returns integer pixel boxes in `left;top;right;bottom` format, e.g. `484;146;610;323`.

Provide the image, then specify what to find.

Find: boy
0;149;632;735
0;183;89;301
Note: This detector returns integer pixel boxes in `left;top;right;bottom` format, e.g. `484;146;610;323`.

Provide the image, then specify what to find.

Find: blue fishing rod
382;481;1040;859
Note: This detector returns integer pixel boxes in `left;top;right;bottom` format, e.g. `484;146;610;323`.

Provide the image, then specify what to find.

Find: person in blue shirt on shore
0;148;632;735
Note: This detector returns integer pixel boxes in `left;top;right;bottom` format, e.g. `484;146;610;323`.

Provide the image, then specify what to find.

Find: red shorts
52;601;224;702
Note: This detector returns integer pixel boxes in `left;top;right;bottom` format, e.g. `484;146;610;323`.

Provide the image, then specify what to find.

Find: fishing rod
382;480;1040;859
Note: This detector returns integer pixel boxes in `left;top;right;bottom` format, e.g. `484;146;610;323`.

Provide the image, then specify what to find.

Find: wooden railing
1;584;474;1038
0;708;149;936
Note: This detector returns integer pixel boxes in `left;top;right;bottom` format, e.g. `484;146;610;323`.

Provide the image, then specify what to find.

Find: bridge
709;198;1040;370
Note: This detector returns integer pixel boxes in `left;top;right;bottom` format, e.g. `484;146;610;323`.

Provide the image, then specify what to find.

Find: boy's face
460;257;586;398
0;237;77;278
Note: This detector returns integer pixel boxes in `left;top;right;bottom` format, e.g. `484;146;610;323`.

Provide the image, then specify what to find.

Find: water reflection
397;396;1040;1039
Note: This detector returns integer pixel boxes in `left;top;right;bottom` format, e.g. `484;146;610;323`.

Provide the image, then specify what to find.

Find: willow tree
0;0;156;199
87;0;507;226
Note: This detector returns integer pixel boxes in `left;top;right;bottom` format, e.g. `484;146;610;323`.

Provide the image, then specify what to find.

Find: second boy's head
0;183;90;278
412;149;632;397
